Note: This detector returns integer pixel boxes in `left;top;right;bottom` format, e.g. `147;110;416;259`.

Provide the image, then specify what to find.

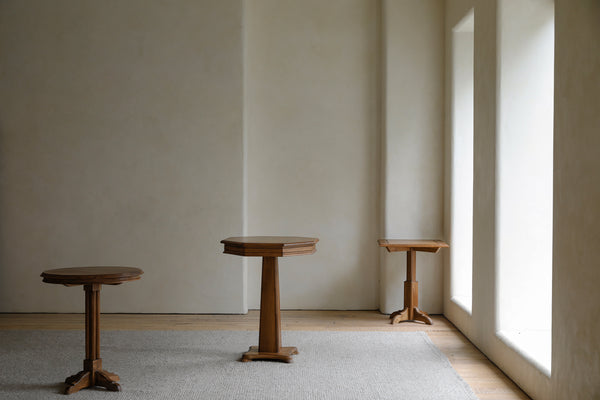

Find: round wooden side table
41;266;143;394
221;236;318;363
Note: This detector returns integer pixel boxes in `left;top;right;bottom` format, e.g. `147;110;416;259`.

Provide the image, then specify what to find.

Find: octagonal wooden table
41;266;143;394
378;239;448;325
221;236;318;362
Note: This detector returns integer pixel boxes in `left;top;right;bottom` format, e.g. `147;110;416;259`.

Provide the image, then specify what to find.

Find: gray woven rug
0;330;478;399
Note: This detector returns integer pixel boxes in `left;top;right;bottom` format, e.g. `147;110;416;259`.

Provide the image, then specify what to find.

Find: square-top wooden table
379;239;448;325
221;236;318;362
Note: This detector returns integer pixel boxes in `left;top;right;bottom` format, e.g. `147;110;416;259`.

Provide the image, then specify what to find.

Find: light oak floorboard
0;311;530;399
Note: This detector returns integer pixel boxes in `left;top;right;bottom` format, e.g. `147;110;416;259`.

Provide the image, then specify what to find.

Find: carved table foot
390;307;433;325
390;308;410;324
95;369;122;392
64;371;90;394
63;369;121;394
241;346;299;363
412;307;433;325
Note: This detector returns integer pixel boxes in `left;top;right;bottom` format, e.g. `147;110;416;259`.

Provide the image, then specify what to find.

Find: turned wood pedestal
221;236;318;363
378;240;448;325
41;267;143;394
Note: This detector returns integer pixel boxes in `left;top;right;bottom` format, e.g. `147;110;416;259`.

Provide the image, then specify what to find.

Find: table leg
390;250;433;325
241;256;298;363
63;284;121;394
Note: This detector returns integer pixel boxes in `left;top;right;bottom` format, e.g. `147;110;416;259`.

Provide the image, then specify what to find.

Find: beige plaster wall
244;0;380;309
3;0;598;396
444;1;554;398
0;0;450;313
552;1;600;398
444;0;600;398
443;0;475;337
0;0;245;313
380;0;445;315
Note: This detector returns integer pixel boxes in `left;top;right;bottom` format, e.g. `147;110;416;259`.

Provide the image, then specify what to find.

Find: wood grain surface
221;236;318;257
378;239;449;253
41;267;143;285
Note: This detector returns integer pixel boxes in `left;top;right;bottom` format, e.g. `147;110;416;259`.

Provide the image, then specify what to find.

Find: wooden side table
378;239;448;325
41;266;143;394
221;236;318;362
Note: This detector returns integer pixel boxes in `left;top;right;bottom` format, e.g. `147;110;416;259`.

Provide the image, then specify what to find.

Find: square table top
378;239;449;253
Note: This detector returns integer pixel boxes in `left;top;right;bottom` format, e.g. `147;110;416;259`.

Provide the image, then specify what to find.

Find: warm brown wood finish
258;257;281;353
221;236;318;257
378;239;448;325
221;236;317;362
0;312;531;399
378;239;449;253
41;266;143;285
40;267;143;394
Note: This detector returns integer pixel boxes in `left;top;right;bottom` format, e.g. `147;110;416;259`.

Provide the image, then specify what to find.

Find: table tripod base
390;307;433;325
241;346;299;363
63;359;121;394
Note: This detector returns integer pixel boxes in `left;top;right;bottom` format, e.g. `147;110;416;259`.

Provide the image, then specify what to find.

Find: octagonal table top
221;236;318;257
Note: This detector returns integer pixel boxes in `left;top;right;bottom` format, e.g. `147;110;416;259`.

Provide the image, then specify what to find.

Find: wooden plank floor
0;311;530;399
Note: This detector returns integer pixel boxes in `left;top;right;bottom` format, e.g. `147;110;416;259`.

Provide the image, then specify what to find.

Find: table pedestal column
389;250;433;325
63;284;121;394
241;257;298;362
